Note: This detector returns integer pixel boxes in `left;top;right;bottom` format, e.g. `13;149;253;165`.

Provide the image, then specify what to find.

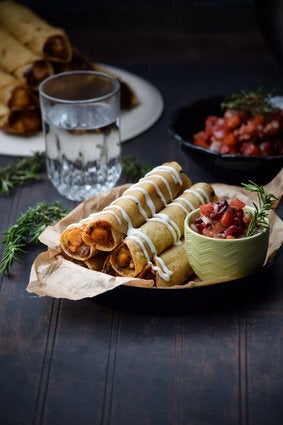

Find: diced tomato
224;114;242;131
219;143;231;154
193;131;210;148
223;132;237;146
199;203;214;216
252;115;265;126
240;141;261;156
204;116;219;136
220;208;234;227
230;197;246;209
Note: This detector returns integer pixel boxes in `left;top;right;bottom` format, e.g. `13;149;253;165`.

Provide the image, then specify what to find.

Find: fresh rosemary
221;88;275;118
241;181;279;236
0;201;69;276
121;156;152;182
0;152;46;196
0;153;149;196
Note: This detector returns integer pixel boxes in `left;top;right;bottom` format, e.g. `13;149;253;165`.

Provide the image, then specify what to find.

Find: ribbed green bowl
184;206;270;281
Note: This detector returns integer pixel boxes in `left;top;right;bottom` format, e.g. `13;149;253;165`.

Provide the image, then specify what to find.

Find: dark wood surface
1;5;283;425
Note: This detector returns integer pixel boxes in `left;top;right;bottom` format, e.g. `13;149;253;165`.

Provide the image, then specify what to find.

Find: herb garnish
0;154;150;196
221;88;275;118
241;181;278;236
0;152;46;196
121;156;151;182
0;201;69;276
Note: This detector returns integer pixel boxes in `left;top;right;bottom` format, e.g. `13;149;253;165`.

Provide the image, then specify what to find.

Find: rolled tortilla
109;182;215;277
82;162;192;251
0;68;38;110
54;49;139;111
138;240;193;287
0;102;41;134
0;1;72;62
60;221;98;261
92;62;139;110
0;25;53;88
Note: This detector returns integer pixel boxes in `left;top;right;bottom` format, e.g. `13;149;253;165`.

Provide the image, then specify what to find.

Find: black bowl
168;96;283;185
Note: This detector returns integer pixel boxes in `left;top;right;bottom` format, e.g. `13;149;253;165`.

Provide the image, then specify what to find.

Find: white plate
0;64;164;156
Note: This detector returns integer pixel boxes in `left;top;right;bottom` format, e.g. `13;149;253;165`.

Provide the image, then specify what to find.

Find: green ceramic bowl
184;206;270;281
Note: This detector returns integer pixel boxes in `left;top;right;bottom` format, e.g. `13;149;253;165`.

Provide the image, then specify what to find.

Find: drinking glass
39;70;121;201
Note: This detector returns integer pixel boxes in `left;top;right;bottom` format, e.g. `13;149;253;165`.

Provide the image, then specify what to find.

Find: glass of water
39;71;121;201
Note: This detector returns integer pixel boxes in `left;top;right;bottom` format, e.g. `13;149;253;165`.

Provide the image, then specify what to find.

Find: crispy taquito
81;162;192;252
109;182;215;277
137;240;193;287
0;25;53;88
60;221;98;261
0;68;38;110
0;0;72;63
54;48;138;110
0;101;41;134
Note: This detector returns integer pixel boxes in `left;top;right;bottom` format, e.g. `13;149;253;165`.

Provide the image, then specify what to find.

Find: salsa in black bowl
169;95;283;185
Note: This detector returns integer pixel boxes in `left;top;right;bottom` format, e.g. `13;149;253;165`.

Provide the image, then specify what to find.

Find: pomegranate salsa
191;198;252;239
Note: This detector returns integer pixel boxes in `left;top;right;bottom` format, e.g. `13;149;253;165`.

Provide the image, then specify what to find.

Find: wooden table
1;6;283;425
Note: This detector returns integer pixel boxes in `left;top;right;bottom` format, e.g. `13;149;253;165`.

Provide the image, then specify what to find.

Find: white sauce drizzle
104;205;132;228
123;184;210;282
126;233;173;282
184;188;206;204
139;178;167;206
147;174;174;201
116;195;149;221
145;165;182;185
124;186;156;216
148;213;182;245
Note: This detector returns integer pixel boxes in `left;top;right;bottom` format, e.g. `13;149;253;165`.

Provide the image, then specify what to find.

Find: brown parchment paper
26;170;283;300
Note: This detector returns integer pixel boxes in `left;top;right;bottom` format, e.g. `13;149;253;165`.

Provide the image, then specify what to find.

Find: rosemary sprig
241;181;278;236
0;152;46;196
221;88;275;118
121;156;151;182
0;201;69;276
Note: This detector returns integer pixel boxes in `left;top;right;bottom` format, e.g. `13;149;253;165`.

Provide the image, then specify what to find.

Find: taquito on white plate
0;101;41;135
109;182;215;277
81;162;192;251
0;68;39;111
0;24;53;89
0;0;72;63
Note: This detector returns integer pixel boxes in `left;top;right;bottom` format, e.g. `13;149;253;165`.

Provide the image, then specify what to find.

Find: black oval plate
94;245;282;315
168;96;283;185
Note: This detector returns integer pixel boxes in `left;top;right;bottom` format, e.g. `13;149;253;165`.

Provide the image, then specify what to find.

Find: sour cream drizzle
124;185;210;281
145;165;183;185
101;165;183;230
126;231;173;282
148;213;182;245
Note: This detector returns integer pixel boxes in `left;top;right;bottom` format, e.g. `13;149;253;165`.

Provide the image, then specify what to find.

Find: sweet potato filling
67;228;90;258
84;222;113;248
116;245;131;269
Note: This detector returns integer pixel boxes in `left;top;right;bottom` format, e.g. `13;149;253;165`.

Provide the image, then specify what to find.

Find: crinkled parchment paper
26;170;283;300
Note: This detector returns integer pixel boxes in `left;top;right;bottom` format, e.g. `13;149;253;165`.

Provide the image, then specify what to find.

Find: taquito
0;1;72;62
82;162;192;251
0;25;53;88
54;49;139;111
0;68;38;110
138;240;193;287
92;63;139;110
60;220;98;261
0;102;41;134
110;182;215;277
